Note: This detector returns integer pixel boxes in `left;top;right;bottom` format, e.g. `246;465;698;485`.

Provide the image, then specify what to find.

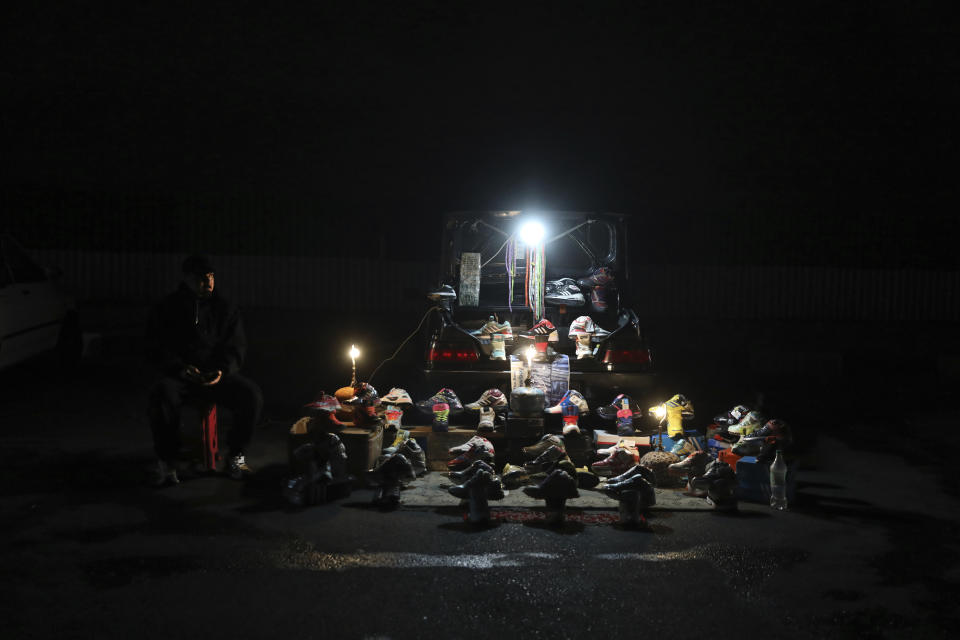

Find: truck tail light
428;343;480;363
602;347;651;365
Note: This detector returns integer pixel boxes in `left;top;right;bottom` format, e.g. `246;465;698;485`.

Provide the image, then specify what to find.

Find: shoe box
648;430;705;452
707;436;734;456
735;455;797;504
593;430;651;452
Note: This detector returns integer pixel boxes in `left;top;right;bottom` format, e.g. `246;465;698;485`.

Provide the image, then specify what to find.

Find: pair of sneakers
151;453;251;486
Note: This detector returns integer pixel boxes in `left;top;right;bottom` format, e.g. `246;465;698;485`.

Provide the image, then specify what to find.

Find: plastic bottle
769;449;788;510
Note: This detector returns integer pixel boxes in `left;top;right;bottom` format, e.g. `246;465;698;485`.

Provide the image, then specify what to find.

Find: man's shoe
687;459;735;497
432;403;450;432
465;388;508;411
381;388;414;406
471;316;514;339
383;428;410;454
501;463;530;489
545;389;589;414
151;460;180;487
575;467;600;489
605;463;656;486
478;407;496;432
447;439;495;471
228;454;252;480
522;469;580;501
524;445;566;473
449;469;505;500
448;435;495;456
590;448;636;477
576;266;614;289
521;434;565;459
417;388;464;415
397;439;427;477
522;318;558;341
561;401;581;435
732;437;764;457
449;460;495;484
668;451;710;478
728;410;764;436
544;278;585;307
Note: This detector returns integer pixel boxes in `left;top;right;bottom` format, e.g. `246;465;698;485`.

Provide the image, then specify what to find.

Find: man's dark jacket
145;284;247;377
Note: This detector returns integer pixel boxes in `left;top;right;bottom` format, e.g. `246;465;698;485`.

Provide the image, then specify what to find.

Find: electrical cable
368;305;442;384
480;234;515;268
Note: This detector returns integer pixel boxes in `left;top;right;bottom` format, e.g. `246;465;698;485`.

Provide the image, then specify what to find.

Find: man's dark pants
148;374;263;462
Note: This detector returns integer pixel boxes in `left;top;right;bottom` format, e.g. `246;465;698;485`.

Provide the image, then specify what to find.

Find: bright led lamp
518;220;545;246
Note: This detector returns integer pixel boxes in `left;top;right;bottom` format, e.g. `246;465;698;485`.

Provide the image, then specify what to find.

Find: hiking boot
521;434;565;459
524;445;567;473
478;406;496;432
151;459;180;487
544;278;585;307
449;460;495;484
590;448;636;477
465;388;508;411
545;389;589;414
228;453;252;480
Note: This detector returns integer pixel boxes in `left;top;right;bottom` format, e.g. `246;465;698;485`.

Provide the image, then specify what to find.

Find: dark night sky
2;2;957;261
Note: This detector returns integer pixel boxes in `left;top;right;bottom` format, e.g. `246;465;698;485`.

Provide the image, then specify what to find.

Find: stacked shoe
448;465;505;501
733;418;791;460
524;445;567;473
601;464;657;507
728;410;765;437
501;463;530;489
577;267;615;313
471;316;514;339
303;392;342;415
477;407;497;432
382;427;410;454
545;389;589;414
590;447;637;477
616;398;636;436
544;278;586;306
687;459;736;498
522;318;558;342
522;468;580;501
668;451;710;479
465;389;508;411
449;460;496;484
396;439;427;477
522;434;566;458
568;315;596;359
432;403;450;432
596;394;634;422
381;388;414;406
416;388;464;416
712;404;750;428
367;452;416;508
447;436;495;471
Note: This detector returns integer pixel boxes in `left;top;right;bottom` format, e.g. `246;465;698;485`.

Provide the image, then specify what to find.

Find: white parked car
0;234;80;370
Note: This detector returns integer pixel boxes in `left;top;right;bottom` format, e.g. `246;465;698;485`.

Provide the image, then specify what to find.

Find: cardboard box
594;430;651;451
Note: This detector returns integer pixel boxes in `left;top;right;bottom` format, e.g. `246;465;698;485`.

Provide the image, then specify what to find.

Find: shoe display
687;459;735;497
471;316;514;339
478;406;496;432
522;469;580;501
383;428;410;454
368;451;416;491
713;404;750;428
590;447;636;477
449;460;495;484
596;394;634;422
448;435;495;456
668;451;710;478
706;477;739;511
522;318;558;341
545;389;589;414
448;469;505;501
524;445;567;473
228;453;252;480
596;439;638;457
151;459;180;487
544;278;585;307
416;388;464;415
522;434;565;459
561;401;581;435
432;403;450;432
605;463;657;487
381;388;414;406
601;471;655;504
732;436;764;457
728;410;764;436
568;315;596;336
750;418;792;445
465;388;508;411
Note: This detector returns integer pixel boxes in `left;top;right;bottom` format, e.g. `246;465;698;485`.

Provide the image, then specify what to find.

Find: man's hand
180;364;204;383
202;370;223;386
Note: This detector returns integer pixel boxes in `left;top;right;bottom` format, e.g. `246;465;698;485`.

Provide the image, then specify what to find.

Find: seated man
145;254;263;485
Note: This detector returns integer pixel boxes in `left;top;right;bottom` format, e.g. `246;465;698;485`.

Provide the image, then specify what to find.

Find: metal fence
32;250;960;321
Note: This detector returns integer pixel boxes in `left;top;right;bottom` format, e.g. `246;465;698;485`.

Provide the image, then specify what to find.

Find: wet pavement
1;318;959;639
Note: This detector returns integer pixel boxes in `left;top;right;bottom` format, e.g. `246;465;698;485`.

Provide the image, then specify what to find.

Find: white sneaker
228;453;252;480
448;435;494;456
151;460;179;487
478;407;496;432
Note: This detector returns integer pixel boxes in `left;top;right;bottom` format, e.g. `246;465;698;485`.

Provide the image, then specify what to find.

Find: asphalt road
1;329;958;639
